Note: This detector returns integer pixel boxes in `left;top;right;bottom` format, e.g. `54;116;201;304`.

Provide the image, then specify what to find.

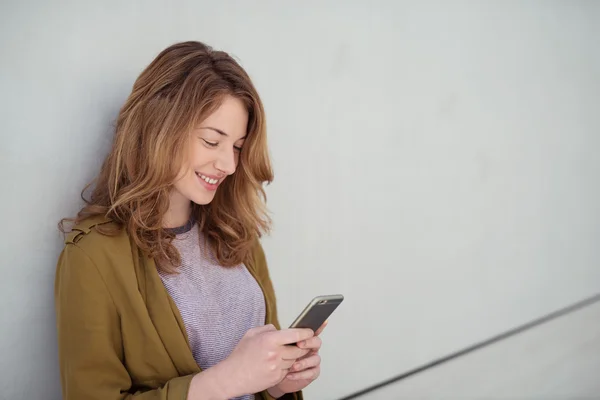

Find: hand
213;324;314;398
268;321;328;398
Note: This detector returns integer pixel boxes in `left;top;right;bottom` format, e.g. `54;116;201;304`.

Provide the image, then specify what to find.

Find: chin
190;193;217;206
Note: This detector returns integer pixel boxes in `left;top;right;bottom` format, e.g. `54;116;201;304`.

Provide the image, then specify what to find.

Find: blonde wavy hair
60;41;273;272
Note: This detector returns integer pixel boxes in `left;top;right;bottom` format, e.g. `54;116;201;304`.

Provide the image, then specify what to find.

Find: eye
202;139;218;148
234;146;243;152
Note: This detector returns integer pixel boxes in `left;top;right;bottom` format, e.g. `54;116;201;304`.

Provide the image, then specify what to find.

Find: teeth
199;174;218;185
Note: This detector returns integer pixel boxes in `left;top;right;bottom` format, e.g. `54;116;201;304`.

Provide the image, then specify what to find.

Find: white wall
1;1;599;399
360;299;600;399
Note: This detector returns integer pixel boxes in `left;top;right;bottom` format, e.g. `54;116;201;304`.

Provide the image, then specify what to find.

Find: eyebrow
201;126;247;140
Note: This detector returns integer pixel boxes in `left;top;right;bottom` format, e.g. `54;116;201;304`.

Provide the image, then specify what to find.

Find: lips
195;172;222;191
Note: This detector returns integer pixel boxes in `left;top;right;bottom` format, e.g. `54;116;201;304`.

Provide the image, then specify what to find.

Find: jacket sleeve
55;243;195;400
251;241;304;400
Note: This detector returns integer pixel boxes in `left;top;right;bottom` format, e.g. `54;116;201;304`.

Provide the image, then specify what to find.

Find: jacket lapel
244;243;275;328
133;247;201;375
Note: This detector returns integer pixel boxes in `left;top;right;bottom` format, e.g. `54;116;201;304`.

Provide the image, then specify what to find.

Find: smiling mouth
196;173;220;185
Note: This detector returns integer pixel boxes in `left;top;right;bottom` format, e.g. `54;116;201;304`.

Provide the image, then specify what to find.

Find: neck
164;191;192;228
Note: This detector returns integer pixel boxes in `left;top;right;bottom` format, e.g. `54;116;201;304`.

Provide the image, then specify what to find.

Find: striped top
158;220;266;400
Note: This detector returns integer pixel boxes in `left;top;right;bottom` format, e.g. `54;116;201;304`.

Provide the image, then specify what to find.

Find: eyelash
202;139;242;152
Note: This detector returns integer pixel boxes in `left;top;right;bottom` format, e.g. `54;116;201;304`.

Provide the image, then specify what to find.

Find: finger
290;354;321;372
273;328;314;345
249;324;277;337
281;344;310;361
279;358;296;370
315;320;328;336
286;366;320;381
296;349;318;362
297;336;322;351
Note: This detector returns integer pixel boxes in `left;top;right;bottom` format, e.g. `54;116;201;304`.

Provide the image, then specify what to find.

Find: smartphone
288;294;344;332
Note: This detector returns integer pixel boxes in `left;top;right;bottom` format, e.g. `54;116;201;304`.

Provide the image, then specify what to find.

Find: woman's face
171;95;249;208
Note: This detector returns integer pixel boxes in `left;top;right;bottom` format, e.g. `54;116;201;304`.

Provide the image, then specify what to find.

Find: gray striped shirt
158;221;266;400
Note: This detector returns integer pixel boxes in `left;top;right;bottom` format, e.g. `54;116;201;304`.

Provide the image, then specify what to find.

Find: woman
55;41;325;400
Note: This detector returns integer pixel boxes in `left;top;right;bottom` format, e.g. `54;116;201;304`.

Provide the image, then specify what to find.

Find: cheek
173;162;187;182
173;159;198;189
188;143;213;167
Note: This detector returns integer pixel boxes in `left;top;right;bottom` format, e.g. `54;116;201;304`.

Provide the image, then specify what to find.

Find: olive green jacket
54;216;302;400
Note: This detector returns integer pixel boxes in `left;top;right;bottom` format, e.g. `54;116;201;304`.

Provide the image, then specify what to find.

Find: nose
214;146;237;176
